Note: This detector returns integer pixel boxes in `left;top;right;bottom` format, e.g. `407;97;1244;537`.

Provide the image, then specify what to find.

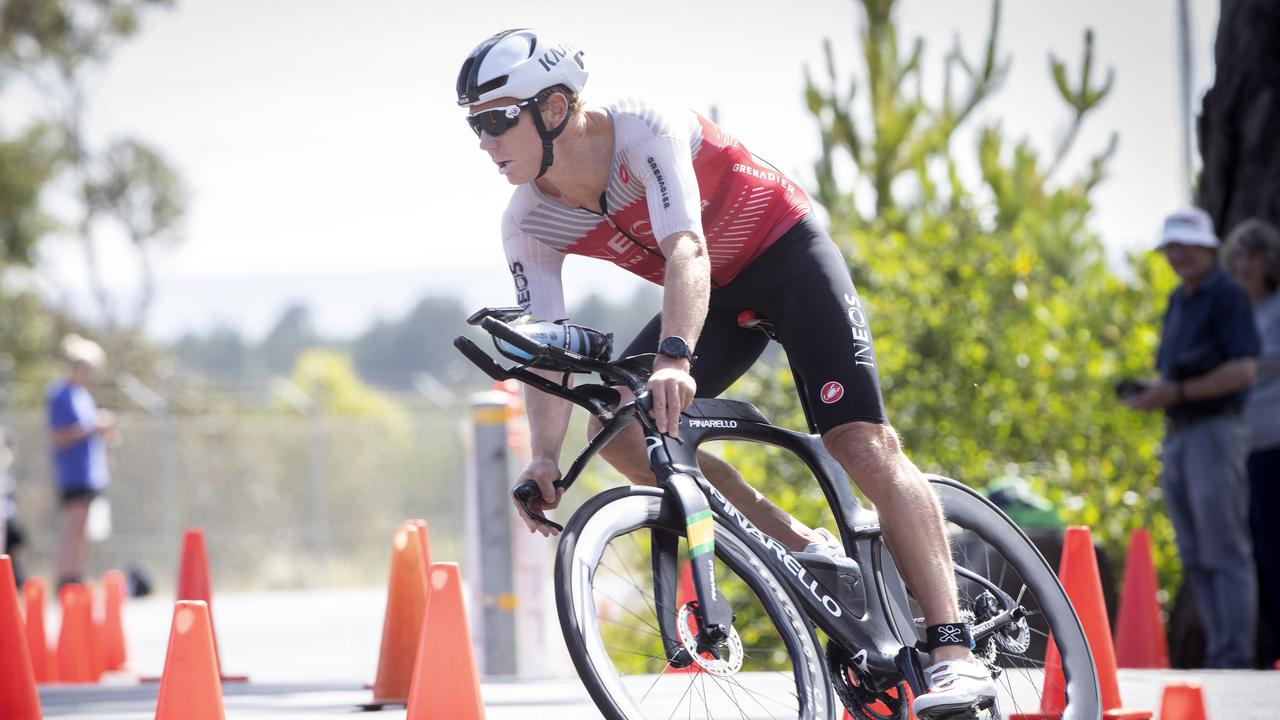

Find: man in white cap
1124;207;1261;667
46;334;116;588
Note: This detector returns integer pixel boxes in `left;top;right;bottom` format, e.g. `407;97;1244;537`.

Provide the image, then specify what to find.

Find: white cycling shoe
911;659;998;719
801;527;846;559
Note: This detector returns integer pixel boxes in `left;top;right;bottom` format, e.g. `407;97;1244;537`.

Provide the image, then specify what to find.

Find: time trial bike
454;307;1101;720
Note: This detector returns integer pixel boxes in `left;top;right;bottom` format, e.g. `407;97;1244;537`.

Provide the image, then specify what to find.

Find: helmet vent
474;75;509;97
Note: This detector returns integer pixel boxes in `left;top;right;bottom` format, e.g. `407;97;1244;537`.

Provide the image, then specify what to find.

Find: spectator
1124;208;1260;669
47;334;116;589
1222;218;1280;667
1;427;25;587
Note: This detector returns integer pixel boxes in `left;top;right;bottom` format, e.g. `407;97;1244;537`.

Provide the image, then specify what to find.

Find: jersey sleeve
47;387;80;430
623;134;705;244
502;210;567;321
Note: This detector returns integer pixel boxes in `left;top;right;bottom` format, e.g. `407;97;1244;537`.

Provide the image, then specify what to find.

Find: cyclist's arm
627;131;709;432
503;222;574;470
656;231;709;354
629;132;711;352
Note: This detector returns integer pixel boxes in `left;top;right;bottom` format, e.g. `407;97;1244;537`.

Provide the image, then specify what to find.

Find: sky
21;0;1220;341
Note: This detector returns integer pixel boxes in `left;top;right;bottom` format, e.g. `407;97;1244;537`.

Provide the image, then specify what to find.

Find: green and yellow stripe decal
686;510;715;558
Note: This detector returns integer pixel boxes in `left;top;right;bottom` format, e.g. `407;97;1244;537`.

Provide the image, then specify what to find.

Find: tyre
556;485;836;719
873;477;1102;719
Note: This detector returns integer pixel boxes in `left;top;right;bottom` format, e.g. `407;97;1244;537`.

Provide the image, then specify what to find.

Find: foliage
0;0;184;333
283;349;409;433
0;122;62;266
351;296;476;388
731;0;1183;596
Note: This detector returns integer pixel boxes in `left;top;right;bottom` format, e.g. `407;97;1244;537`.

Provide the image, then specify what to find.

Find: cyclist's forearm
657;231;710;347
525;369;574;462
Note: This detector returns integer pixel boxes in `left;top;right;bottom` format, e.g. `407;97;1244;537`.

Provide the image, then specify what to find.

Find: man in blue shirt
1125;208;1261;668
47;334;116;588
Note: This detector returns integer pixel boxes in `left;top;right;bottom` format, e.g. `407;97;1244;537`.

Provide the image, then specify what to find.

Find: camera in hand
1113;378;1150;399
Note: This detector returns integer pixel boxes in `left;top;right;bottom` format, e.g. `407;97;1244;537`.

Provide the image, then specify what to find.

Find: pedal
915;697;997;720
914;705;981;720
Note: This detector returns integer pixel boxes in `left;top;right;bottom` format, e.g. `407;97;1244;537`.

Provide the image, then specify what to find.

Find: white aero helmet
457;29;587;178
456;29;587;107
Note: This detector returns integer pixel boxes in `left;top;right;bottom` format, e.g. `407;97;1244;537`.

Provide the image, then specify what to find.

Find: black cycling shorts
59;487;100;506
621;215;887;433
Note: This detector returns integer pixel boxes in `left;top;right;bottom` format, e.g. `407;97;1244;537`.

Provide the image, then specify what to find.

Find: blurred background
0;0;1228;619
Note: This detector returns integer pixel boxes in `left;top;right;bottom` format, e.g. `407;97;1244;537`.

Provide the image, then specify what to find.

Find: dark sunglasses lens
467;109;517;138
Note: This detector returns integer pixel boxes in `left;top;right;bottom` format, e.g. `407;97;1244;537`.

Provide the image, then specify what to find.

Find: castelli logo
820;381;844;404
619;163;630;184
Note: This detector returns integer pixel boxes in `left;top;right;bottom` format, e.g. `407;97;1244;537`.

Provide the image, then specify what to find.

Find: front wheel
873;477;1102;720
555;485;836;720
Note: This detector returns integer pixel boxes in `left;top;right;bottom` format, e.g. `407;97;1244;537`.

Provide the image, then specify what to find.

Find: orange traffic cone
411;519;432;570
22;578;56;683
89;583;107;681
1114;530;1169;669
1;555;41;719
1010;526;1151;719
56;583;97;683
175;529;246;682
1158;682;1207;720
102;569;128;671
154;601;225;720
406;562;484;720
364;521;432;708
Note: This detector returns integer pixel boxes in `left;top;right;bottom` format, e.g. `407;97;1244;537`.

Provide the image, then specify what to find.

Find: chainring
825;641;911;720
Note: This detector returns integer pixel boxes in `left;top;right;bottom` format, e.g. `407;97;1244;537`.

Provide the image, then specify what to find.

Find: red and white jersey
502;98;810;319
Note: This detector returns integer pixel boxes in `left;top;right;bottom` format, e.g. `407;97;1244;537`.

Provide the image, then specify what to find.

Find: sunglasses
466;99;536;138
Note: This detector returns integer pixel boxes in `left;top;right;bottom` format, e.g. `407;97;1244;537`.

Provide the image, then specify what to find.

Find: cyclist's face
469;96;540;185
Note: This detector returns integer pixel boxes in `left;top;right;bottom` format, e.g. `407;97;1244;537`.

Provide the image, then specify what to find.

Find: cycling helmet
456;29;587;177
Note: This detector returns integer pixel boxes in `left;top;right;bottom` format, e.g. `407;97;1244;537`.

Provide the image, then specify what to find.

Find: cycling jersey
503;99;811;320
620;216;888;433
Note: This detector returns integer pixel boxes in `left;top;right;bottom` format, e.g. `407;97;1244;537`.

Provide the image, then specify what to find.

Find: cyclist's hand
514;457;564;537
648;357;696;436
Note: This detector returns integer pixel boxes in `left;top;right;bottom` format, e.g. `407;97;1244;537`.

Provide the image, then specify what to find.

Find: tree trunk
1195;0;1280;237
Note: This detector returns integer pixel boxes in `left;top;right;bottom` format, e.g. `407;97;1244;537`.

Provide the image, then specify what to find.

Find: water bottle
494;318;613;367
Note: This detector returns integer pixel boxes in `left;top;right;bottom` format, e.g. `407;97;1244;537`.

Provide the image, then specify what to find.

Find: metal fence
4;403;468;593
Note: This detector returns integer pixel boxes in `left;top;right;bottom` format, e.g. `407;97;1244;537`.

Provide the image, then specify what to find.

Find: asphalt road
31;587;1280;718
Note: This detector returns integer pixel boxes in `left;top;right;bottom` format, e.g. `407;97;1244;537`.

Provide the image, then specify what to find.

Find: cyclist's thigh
618;308;769;397
763;227;888;432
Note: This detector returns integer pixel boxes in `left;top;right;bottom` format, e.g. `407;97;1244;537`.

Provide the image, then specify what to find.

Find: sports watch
657;336;696;363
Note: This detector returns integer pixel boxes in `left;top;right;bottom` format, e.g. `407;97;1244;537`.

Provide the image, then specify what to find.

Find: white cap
1158;208;1219;249
61;333;106;371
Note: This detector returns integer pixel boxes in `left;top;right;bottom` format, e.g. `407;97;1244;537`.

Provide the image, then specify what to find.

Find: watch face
659;336;690;359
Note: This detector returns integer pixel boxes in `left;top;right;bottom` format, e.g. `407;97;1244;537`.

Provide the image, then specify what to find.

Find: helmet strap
528;96;572;179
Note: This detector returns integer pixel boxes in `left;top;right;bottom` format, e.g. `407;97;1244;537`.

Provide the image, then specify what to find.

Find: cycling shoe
911;659;997;719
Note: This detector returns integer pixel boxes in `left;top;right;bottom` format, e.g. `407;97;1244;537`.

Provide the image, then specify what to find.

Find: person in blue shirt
1125;208;1261;668
46;334;116;589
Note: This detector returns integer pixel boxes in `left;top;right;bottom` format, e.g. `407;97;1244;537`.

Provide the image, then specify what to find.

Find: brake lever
512;478;565;533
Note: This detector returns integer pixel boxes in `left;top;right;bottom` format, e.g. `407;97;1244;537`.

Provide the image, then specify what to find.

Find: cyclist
457;28;996;717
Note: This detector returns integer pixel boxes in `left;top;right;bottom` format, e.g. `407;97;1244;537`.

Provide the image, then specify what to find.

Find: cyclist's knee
822;421;909;490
